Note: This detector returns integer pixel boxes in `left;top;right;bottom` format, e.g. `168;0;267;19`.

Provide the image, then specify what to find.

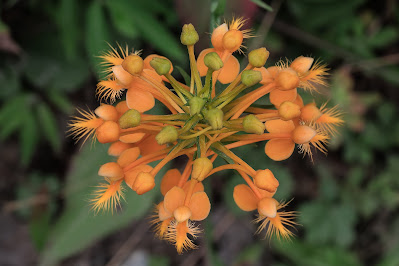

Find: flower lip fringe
68;17;343;253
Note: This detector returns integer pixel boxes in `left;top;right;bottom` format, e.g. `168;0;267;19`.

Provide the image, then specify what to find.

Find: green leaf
47;90;73;114
106;0;139;39
85;1;112;75
56;0;79;60
250;0;273;11
36;104;61;153
175;66;191;86
40;145;159;266
20;111;39;165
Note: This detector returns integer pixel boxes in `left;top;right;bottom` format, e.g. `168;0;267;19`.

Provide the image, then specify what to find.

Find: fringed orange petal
197;48;216;76
161;169;182;196
269;88;297;107
117;147;140;167
164;186;186;213
265;119;295;133
119;132;146;143
126;87;155;112
189;192;211;221
233;184;258;211
265;139;295;161
218;55;240;84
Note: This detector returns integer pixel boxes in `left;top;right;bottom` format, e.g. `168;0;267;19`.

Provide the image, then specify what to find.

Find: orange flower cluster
68;18;343;253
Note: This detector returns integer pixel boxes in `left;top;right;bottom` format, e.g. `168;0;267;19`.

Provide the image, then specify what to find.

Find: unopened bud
132;172;155;195
248;47;269;68
292;125;317;144
122;54;144;75
276;68;299;91
96;121;120;143
98;162;124;181
174;206;192;223
222;29;243;53
243;114;265;135
189;96;206;115
241;70;262;87
254;169;279;192
279;101;301;121
204;52;223;71
192;157;213;181
257;197;278;218
119;109;141;129
205;108;224;130
290;56;314;74
300;103;322;121
180;24;199;46
95;104;118;121
149;57;171;76
155;126;178;145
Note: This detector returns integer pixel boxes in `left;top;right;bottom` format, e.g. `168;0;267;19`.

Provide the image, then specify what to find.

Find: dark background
1;0;399;265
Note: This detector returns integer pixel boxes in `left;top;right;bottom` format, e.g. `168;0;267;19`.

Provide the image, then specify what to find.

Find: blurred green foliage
1;0;399;265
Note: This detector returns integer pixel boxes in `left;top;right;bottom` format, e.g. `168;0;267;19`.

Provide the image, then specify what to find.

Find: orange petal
119;132;146;143
126;87;155;112
197;48;216;76
124;164;153;189
142;68;163;83
211;23;228;50
137;135;167;156
116;101;130;115
265;119;295;133
233;184;258;211
117;147;140;167
265;139;295;161
294;94;304;107
164;186;185;213
182;181;204;193
269;89;297;107
189;192;211;221
108;141;134;156
218;55;240;84
160;169;182;196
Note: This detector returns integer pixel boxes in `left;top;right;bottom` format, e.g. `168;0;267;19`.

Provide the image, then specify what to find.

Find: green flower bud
180;24;199;46
119;109;141;129
204;52;224;71
192;157;213;182
248;47;269;68
241;69;262;87
155;126;178;145
243;114;265;135
149;57;171;76
205;108;224;130
189;96;206;115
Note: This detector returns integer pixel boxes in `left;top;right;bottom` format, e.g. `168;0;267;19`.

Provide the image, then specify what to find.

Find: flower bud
96;121;120;143
132;172;155;195
241;70;262;87
189;96;206;116
119;109;141;129
275;68;299;91
192;157;213;182
98;162;124;181
290;56;314;74
95;104;118;121
112;65;133;86
155;126;178;145
248;47;269;68
204;52;223;71
279;101;301;121
242;114;265;135
180;24;199;46
174;206;192;223
292;125;317;144
205;108;224;130
211;23;228;50
257;197;278;218
254;169;279;192
149;57;171;76
122;54;144;75
222;29;243;53
300;103;322;121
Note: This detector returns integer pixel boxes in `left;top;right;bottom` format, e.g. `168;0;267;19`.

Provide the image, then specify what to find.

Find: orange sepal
233;184;258;211
265;139;295;161
265;119;295;133
269;88;297;107
108;141;134;156
137;135;167;156
116;101;130;115
119;132;146;143
182;181;204;194
117;147;140;167
126;87;155;112
124;164;153;189
197;48;216;76
164;186;185;213
160;169;182;196
189;192;211;221
218;55;240;84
